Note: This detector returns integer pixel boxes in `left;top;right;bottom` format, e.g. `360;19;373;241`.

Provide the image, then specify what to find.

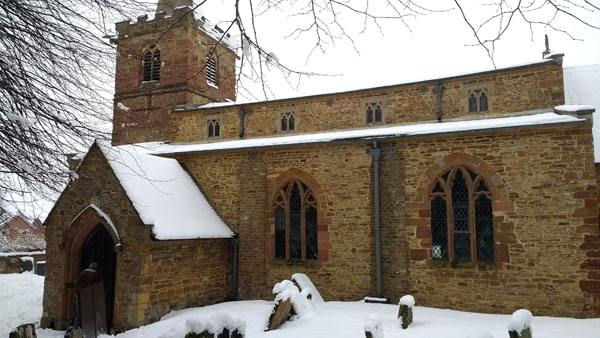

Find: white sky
193;0;600;101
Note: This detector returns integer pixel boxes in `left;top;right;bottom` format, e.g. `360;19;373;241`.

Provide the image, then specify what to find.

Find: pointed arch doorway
80;225;117;332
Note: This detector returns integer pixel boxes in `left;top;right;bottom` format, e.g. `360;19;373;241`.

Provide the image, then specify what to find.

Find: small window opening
143;47;161;82
206;57;217;87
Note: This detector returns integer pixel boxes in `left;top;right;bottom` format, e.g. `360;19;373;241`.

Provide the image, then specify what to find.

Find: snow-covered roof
99;143;234;240
564;64;600;162
150;112;582;155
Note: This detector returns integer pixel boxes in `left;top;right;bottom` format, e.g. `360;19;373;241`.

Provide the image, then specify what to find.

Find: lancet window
142;47;161;82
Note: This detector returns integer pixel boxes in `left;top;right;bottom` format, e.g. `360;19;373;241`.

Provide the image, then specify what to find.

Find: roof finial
542;34;552;58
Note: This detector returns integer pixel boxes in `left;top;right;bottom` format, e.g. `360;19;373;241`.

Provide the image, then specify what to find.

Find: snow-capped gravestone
397;295;415;329
291;273;324;303
9;324;36;338
181;313;246;338
266;280;314;331
364;314;384;338
508;309;533;338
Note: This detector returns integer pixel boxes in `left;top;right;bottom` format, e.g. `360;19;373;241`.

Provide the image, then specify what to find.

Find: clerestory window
142;47;161;82
468;89;489;113
273;180;318;261
280;110;295;132
206;118;220;138
430;166;494;263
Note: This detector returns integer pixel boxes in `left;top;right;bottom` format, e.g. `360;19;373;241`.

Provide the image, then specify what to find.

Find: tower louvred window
429;166;494;263
143;48;161;82
206;57;217;86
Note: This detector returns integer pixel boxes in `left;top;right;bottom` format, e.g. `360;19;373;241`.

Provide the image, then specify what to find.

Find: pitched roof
97;143;234;240
147;112;583;156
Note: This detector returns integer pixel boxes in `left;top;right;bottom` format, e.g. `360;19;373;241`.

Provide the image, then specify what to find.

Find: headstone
397;295;415;329
364;314;383;338
508;309;533;338
9;324;36;338
266;298;292;331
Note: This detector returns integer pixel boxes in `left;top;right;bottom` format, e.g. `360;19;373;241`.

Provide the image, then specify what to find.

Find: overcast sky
193;0;600;102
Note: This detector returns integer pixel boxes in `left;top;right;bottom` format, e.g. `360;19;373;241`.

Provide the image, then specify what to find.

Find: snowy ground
1;273;599;338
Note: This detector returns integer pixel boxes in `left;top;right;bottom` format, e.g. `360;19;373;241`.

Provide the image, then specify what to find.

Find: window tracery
273;180;318;261
430;166;494;262
142;47;161;82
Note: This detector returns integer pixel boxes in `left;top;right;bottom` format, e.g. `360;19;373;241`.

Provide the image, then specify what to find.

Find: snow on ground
1;273;599;338
0;273;44;338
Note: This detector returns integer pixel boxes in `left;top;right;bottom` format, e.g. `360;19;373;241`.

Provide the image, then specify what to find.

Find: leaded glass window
468;89;489;113
143;47;161;82
366;101;384;124
429;166;495;263
273;180;318;261
469;94;477;112
479;92;488;111
280;111;295;132
207;118;220;138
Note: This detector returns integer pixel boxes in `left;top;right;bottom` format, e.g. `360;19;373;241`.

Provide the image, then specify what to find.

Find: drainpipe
231;234;239;300
370;141;382;298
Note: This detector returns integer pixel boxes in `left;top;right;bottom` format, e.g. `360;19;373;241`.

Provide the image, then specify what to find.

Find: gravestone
266;298;292;331
9;324;36;338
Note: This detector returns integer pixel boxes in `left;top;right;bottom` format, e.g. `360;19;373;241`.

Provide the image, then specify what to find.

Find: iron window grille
273;180;318;261
430;166;494;263
142;48;161;82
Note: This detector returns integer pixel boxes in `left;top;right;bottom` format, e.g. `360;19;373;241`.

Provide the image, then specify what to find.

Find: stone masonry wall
169;60;564;143
135;239;232;326
113;8;236;145
400;120;599;317
180;143;376;301
42;145;232;331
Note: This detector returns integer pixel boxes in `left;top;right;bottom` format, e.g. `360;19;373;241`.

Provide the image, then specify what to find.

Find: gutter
231;234;239;300
369;141;383;298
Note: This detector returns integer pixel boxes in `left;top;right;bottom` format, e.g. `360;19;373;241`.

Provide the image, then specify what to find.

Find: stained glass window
273;180;319;261
429;166;495;263
375;105;382;122
367;106;374;123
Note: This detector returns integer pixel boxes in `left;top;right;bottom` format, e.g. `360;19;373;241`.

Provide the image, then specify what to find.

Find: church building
41;0;600;332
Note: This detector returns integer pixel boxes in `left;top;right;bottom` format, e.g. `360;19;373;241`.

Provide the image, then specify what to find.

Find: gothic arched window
430;166;494;262
142;47;161;82
273;180;318;261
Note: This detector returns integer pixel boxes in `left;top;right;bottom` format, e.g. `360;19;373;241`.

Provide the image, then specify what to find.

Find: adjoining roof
147;112;583;156
99;143;234;240
564;64;600;162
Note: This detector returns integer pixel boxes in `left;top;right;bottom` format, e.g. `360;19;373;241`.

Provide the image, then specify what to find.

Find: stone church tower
112;0;237;145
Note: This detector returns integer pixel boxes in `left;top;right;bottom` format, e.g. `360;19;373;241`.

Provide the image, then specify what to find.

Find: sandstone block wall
399;121;598;317
169;60;564;144
180;143;376;301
